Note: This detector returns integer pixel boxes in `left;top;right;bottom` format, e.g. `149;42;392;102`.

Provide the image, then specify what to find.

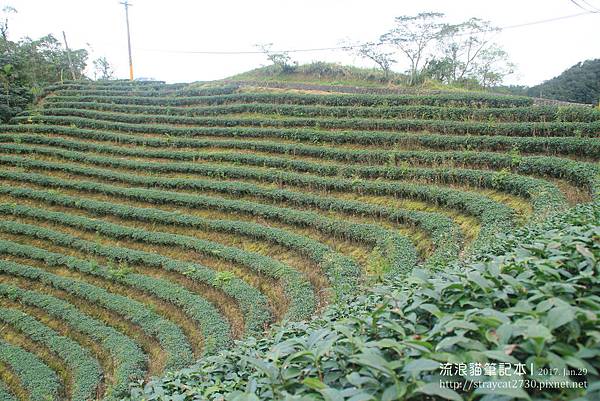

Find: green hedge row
38;82;177;99
0;203;316;322
130;201;600;401
0;380;16;401
0;238;194;370
18;112;600;138
39;80;177;93
0;306;102;401
0;241;195;371
0;203;314;323
0;282;145;400
49;84;240;98
0;139;568;217
44;79;170;89
0;144;456;263
0;338;60;401
42;91;534;107
3;131;598;195
50;89;176;97
30;108;600;137
4;123;598;157
0;142;566;229
2;138;573;252
0;235;232;353
0;203;269;338
0;155;515;253
0;184;362;307
6;133;578;228
0;163;416;279
172;84;240;97
41;101;600;122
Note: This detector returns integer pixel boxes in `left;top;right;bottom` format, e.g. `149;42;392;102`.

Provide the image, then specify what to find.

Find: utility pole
62;31;77;80
120;0;134;80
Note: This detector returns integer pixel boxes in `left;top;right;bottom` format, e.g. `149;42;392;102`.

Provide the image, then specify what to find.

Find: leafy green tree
256;43;298;74
420;57;454;83
0;5;88;121
92;56;114;80
346;41;396;80
0;5;15;40
14;35;88;88
436;18;499;82
380;12;446;85
378;13;514;88
420;18;514;88
474;45;515;88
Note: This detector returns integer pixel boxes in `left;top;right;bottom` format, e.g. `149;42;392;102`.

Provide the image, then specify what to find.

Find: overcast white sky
7;0;599;85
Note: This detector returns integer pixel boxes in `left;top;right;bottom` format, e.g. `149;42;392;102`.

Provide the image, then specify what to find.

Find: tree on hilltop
380;12;447;85
0;5;89;121
93;56;114;80
256;43;298;74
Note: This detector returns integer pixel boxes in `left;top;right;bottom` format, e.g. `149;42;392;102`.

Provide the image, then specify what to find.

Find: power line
578;0;600;12
500;10;596;29
136;11;596;55
137;46;352;55
569;0;600;12
569;0;591;12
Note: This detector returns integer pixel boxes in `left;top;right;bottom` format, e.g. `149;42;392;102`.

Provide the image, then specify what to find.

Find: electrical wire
569;0;591;12
578;0;600;12
136;10;596;55
136;46;352;55
569;0;600;12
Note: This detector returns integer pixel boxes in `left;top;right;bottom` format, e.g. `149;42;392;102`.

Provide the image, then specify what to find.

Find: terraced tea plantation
0;80;598;401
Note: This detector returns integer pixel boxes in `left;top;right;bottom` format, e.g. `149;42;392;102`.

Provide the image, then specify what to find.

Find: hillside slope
133;201;600;401
528;59;600;105
0;79;597;400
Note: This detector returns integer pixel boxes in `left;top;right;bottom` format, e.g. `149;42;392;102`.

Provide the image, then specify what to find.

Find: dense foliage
7;122;599;157
527;59;600;105
0;32;88;121
40;91;533;107
36;100;600;122
18;109;600;137
0;305;102;401
0;282;146;399
0;338;60;401
131;201;600;401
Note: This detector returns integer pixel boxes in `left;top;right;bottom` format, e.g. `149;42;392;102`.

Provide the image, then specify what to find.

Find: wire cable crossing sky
136;10;597;55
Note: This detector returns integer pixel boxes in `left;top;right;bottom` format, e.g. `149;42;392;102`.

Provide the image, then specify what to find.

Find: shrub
131;202;600;401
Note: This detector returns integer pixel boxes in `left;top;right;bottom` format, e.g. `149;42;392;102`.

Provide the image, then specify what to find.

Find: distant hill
229;62;509;93
228;62;408;87
527;59;600;105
